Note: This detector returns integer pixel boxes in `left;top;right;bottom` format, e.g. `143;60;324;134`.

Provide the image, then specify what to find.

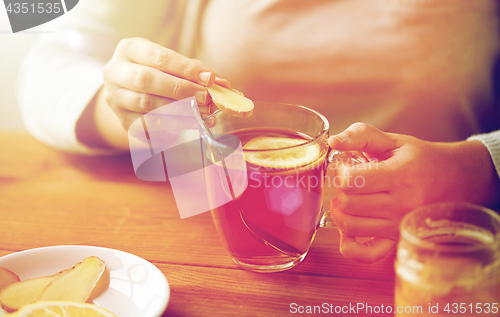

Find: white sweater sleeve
468;130;500;179
18;2;118;155
17;0;193;155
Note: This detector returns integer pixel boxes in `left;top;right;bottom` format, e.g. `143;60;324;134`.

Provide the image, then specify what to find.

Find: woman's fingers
328;122;399;158
335;191;397;218
116;38;215;86
214;76;231;89
101;37;233;137
332;160;397;194
330;197;399;238
330;195;398;263
104;61;209;106
199;102;213;117
112;100;202;132
330;208;399;239
338;232;397;264
107;88;176;113
107;88;211;115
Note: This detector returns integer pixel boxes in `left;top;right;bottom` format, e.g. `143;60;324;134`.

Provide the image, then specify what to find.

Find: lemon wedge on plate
9;301;116;317
243;137;320;169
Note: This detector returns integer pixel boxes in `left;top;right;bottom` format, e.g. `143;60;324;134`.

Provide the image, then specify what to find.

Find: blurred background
0;9;38;131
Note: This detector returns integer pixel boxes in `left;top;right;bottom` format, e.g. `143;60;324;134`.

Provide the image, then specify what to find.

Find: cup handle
322;149;397;263
328;149;369;166
319;209;336;228
319;149;369;229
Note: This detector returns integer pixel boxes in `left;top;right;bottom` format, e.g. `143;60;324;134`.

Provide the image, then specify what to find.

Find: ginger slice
0;272;61;312
207;83;254;118
0;256;107;313
0;268;20;293
37;256;105;303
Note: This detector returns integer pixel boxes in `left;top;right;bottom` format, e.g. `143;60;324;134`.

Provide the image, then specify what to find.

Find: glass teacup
202;102;364;272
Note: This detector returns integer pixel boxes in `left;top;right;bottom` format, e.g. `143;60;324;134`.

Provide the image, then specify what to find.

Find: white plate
0;245;169;317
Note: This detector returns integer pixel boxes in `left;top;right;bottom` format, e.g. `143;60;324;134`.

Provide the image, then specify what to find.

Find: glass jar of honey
395;202;500;316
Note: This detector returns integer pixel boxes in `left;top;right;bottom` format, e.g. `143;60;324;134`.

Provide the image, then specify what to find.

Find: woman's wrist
76;88;129;151
446;140;500;208
93;89;129;151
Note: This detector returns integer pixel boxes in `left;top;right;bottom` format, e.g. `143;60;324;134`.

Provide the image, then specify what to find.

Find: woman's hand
79;37;229;150
328;123;500;263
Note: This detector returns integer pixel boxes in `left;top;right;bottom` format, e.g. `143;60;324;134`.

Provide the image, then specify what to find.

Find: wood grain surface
0;132;396;316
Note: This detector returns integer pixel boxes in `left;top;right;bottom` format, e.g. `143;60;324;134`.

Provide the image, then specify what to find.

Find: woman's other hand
328;122;500;263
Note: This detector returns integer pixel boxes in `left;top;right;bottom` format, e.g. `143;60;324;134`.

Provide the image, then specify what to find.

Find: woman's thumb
328;122;397;157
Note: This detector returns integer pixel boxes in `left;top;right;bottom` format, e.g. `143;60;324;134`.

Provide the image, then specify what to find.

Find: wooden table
0;131;396;316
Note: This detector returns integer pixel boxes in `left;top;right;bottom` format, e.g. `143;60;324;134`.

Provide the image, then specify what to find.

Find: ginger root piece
0;268;20;293
87;266;110;302
207;83;254;118
37;256;105;303
0;273;60;312
0;256;106;313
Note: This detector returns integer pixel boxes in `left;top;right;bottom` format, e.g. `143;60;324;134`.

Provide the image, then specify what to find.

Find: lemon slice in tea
243;137;321;169
12;301;117;317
